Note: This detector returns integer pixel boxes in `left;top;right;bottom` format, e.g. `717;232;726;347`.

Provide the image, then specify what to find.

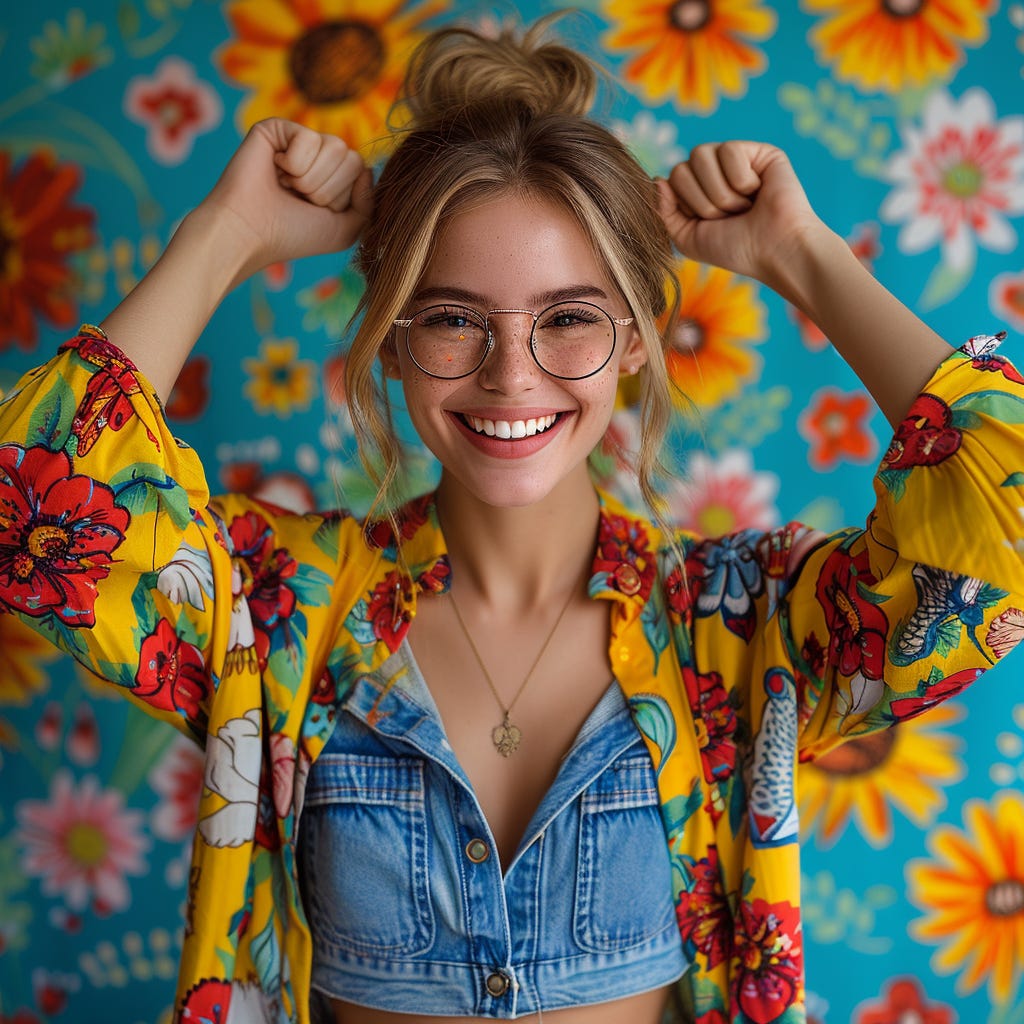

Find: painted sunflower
804;0;996;94
603;0;776;114
798;703;964;848
662;259;766;409
218;0;447;152
908;789;1024;1002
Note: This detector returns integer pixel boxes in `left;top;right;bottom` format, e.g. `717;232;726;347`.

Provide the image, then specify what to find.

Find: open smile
447;410;571;459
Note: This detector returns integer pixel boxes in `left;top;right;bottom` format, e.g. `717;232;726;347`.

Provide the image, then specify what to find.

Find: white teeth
465;414;557;439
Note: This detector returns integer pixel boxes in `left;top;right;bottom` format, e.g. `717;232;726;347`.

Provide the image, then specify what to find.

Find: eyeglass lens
406;302;616;379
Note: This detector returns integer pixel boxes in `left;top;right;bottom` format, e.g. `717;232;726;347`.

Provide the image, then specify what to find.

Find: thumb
350;165;374;222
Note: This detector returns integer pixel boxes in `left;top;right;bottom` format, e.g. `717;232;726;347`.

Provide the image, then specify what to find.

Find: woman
1;16;1022;1024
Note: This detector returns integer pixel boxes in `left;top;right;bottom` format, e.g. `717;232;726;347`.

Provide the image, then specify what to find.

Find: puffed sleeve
781;333;1024;757
0;326;360;744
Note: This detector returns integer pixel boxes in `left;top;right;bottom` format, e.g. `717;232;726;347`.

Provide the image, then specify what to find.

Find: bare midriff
326;983;676;1023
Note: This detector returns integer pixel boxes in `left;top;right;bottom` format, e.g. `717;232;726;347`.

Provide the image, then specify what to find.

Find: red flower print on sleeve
134;618;209;724
0;444;129;627
881;394;961;471
732;898;803;1024
815;545;889;681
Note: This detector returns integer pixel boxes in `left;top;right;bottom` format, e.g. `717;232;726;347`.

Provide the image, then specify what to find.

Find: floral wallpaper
1;1;1023;1022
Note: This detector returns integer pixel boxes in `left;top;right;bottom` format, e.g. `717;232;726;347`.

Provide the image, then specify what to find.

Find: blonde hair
345;13;681;530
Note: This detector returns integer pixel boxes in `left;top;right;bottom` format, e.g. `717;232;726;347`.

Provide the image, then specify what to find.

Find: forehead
416;193;616;305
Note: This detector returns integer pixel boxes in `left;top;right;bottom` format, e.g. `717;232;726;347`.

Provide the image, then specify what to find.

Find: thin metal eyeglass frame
392;303;635;381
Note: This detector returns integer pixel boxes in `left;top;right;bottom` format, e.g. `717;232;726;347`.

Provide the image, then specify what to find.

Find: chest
408;593;614;867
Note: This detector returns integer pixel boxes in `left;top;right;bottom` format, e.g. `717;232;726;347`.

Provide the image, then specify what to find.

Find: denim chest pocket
573;753;675;953
298;753;434;957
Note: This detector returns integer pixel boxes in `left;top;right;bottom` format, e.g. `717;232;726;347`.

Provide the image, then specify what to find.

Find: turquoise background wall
1;1;1023;1022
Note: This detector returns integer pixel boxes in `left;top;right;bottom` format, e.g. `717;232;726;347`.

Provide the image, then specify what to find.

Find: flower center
670;0;712;31
698;503;737;537
12;550;35;581
65;822;108;867
834;588;863;636
942;161;984;199
671;318;705;353
883;0;925;15
27;524;71;561
289;21;386;104
813;729;896;775
985;879;1024;917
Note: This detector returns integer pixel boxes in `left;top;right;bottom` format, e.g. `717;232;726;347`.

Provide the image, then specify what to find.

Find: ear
619;326;647;376
380;332;402;380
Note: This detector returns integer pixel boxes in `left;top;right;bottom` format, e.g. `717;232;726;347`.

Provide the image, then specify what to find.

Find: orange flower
218;0;447;152
603;0;776;114
798;388;877;470
662;259;766;409
908;790;1024;1002
804;0;996;93
0;150;95;351
798;704;963;848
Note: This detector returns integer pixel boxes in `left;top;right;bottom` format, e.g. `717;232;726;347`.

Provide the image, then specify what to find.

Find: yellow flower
662;259;766;409
218;0;447;152
908;789;1024;1002
798;704;963;848
0;614;57;706
243;338;318;417
603;0;776;114
804;0;996;94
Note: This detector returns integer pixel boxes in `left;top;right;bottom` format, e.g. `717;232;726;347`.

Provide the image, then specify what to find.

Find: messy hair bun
399;14;599;127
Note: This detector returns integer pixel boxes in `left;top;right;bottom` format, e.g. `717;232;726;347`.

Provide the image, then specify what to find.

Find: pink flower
668;449;779;536
882;88;1024;271
15;771;149;915
124;57;222;165
148;736;205;842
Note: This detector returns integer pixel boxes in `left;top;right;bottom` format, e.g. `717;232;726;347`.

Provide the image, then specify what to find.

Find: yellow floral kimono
1;325;1023;1023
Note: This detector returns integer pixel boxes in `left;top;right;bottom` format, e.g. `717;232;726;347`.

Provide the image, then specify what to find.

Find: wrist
761;221;855;319
179;202;264;293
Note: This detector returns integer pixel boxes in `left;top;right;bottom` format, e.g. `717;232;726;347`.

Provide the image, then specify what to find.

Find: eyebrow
411;284;611;307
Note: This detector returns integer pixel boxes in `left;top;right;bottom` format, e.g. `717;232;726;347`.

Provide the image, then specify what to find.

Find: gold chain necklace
448;578;579;757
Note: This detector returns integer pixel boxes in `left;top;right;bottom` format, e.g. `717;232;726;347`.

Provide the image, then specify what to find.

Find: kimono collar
369;488;663;632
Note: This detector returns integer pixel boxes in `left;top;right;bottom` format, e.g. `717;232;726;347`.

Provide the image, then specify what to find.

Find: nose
475;312;543;392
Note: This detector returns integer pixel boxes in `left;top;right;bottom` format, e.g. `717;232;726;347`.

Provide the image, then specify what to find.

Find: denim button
465;838;490;863
485;971;510;997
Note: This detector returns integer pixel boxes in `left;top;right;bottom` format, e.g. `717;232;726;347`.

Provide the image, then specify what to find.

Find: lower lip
449;412;569;459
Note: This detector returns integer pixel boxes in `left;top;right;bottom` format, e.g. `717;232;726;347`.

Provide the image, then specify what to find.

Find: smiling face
389;193;644;511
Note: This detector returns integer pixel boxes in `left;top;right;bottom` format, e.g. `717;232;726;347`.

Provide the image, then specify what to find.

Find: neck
435;468;600;612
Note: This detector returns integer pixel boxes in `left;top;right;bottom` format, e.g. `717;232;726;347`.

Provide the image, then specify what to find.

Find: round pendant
492;718;522;757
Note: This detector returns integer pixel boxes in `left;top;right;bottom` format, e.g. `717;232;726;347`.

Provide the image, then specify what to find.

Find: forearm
99;205;253;402
770;223;954;428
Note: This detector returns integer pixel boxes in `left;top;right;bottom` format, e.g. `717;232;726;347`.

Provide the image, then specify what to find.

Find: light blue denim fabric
296;640;688;1018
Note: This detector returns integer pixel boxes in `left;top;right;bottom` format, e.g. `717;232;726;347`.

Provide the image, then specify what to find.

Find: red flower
732;898;802;1024
165;355;211;421
799;388;877;471
365;570;412;652
855;977;954;1024
417;556;451;595
682;666;738;793
676;847;732;969
594;511;656;600
889;667;981;721
365;493;433;550
881;393;961;471
0;444;129;626
664;563;696;623
0;150;95;351
227;510;298;667
135;618;209;723
815;545;889;681
970;354;1024;385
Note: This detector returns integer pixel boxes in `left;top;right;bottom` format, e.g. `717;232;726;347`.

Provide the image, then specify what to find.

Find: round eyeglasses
392;302;634;381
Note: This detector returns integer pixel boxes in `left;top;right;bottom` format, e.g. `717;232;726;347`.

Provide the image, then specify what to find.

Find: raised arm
655;141;953;428
101;118;373;401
